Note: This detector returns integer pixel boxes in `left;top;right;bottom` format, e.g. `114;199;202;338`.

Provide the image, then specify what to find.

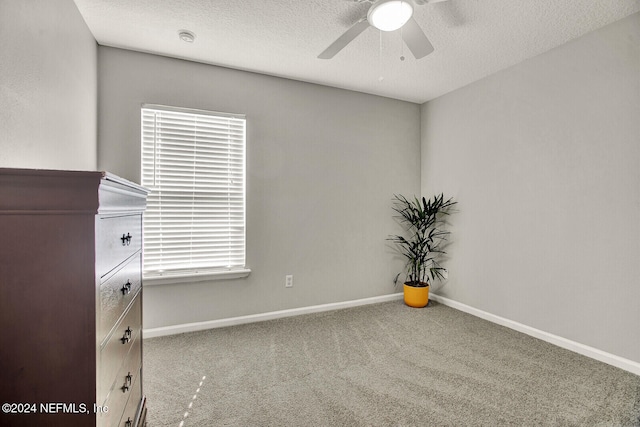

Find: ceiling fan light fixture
368;0;414;32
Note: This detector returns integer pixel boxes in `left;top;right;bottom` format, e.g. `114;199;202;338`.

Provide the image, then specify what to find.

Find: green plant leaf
389;193;457;287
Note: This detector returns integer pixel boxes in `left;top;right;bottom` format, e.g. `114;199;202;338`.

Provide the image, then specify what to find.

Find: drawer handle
120;327;133;344
121;281;132;295
121;372;132;393
124;417;133;427
120;233;132;246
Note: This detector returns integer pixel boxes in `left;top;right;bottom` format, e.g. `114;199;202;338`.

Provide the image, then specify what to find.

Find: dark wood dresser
0;168;149;427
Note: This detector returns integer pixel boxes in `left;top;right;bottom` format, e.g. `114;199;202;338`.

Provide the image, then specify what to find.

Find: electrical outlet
285;275;293;288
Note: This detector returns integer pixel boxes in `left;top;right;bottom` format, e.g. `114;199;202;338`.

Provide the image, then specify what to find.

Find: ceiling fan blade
318;18;370;59
413;0;449;4
402;17;434;59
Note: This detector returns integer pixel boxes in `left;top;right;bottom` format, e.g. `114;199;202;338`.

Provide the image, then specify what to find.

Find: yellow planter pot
403;283;429;308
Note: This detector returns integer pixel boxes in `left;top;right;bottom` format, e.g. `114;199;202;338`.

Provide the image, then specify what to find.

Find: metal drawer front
99;254;141;346
99;296;141;406
98;345;142;427
96;214;142;278
118;370;143;427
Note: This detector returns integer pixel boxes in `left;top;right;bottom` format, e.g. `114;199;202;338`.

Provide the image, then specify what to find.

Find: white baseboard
143;291;639;376
143;292;404;339
429;293;640;376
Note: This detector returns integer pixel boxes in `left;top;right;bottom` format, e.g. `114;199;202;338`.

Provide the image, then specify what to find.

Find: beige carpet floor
143;300;640;426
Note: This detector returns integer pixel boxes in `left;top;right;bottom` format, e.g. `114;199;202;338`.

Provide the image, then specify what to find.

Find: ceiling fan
318;0;448;60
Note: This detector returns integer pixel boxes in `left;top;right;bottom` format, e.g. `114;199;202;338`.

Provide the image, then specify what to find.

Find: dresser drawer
118;371;143;427
99;254;142;346
96;214;142;278
99;296;141;405
99;347;142;427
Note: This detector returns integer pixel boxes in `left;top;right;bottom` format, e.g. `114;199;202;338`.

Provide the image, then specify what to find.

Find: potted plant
389;193;456;308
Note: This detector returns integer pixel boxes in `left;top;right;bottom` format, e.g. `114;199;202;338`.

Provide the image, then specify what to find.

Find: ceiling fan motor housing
367;0;415;32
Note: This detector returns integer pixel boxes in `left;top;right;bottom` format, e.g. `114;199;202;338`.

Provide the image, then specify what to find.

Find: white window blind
141;105;246;278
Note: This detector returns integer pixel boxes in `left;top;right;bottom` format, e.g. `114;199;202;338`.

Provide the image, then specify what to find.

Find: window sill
143;268;251;286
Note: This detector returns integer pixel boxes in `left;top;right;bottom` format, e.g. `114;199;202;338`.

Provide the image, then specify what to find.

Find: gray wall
0;0;97;169
98;47;421;329
421;13;640;363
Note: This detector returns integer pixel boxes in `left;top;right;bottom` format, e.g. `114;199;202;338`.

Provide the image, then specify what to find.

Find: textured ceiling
73;0;640;103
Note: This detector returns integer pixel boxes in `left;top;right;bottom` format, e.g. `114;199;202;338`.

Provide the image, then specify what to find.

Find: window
141;105;248;284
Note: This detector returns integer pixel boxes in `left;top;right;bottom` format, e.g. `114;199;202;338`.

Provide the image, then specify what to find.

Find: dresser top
0;168;148;214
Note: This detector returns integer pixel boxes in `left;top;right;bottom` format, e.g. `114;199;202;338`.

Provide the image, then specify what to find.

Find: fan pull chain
400;26;406;61
378;30;384;82
400;0;406;61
